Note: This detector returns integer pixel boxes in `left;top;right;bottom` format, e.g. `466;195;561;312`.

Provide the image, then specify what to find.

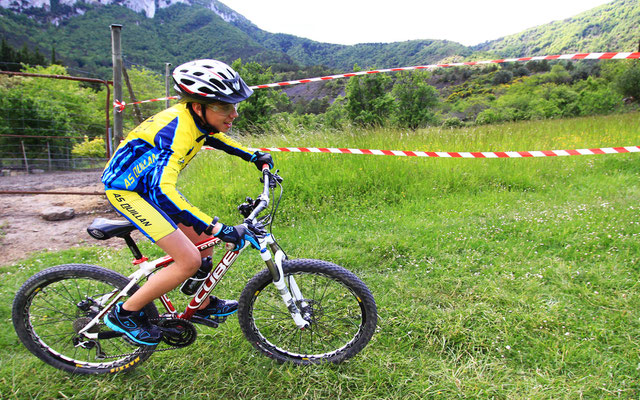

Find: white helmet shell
172;59;253;104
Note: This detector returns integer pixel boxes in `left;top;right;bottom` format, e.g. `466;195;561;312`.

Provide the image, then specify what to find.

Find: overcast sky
217;0;614;46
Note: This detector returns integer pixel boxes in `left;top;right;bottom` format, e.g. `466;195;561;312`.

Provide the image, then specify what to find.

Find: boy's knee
176;251;203;276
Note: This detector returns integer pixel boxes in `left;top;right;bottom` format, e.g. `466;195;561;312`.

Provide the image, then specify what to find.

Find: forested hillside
473;0;639;56
0;2;467;78
2;0;635;80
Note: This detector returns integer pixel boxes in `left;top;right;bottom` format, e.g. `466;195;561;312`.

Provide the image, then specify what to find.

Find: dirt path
0;170;133;266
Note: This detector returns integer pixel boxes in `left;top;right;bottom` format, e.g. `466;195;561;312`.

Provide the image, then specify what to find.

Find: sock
119;305;134;316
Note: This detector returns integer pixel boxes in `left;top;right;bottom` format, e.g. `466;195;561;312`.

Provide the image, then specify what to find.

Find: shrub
72;137;106;158
475;108;504;125
442;117;464;128
615;62;640;101
492;70;513;85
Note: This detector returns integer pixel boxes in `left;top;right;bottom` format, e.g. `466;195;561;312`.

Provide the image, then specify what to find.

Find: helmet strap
188;103;219;137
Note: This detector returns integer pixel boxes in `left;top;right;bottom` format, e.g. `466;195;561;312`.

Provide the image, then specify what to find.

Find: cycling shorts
105;189;177;243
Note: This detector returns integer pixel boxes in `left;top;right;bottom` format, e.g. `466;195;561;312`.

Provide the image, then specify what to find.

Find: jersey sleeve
204;133;254;161
148;117;213;234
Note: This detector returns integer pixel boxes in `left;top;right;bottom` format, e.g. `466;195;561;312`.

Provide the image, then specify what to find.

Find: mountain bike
12;167;377;374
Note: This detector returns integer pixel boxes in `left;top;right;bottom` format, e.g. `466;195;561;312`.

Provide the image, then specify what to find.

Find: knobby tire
12;264;158;375
237;259;377;364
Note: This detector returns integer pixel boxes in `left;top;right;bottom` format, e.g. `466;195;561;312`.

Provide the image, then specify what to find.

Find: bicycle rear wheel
12;264;158;374
238;258;377;364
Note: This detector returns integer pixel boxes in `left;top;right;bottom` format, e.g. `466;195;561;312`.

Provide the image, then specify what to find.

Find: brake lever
260;169;283;189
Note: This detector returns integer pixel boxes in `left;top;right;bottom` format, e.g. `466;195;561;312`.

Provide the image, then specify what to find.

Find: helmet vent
193;71;204;76
180;78;195;86
200;86;215;95
210;80;226;91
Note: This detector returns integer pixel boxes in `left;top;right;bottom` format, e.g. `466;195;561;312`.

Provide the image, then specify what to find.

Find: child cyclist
102;59;273;345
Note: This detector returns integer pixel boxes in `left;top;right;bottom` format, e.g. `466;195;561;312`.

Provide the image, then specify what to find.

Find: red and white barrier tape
251;52;640;89
113;97;177;112
244;145;640;158
114;51;640;111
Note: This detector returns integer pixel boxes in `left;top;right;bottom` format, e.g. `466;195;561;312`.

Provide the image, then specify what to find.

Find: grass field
1;112;640;399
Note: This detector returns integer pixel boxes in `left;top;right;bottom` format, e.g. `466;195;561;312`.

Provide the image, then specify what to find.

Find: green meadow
1;112;640;399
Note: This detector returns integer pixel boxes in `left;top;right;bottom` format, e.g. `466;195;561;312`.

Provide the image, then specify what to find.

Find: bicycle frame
79;167;309;339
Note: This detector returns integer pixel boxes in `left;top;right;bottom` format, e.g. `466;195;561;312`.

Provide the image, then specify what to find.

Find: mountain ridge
0;0;636;78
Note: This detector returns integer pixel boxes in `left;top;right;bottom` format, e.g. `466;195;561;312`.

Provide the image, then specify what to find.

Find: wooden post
110;24;124;146
165;62;172;109
47;141;52;171
122;64;144;124
21;141;29;173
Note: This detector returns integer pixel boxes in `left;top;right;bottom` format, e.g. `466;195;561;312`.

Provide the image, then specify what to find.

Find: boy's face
194;102;239;133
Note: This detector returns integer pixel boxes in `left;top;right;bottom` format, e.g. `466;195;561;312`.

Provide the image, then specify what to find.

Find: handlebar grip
261;164;270;171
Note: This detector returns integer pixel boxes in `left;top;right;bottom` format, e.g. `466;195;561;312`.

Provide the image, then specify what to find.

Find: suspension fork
261;235;310;329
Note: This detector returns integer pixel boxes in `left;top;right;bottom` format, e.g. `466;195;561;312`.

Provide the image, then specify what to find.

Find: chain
96;318;195;360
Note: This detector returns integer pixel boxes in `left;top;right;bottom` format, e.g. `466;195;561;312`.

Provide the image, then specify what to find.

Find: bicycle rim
240;259;377;364
13;265;156;374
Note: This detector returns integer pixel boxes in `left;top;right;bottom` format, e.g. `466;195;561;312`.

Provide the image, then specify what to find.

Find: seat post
122;234;143;260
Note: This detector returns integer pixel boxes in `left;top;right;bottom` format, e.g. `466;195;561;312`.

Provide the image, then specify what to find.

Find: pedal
190;315;221;328
97;330;125;339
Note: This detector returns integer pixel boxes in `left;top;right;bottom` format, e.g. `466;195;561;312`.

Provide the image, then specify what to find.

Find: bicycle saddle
87;218;136;240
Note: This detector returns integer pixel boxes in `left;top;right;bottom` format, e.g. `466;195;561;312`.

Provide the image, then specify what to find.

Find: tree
231;59;290;133
391;71;439;129
0;64;107;161
120;65;167;133
344;65;394;126
492;69;513;85
615;61;640;101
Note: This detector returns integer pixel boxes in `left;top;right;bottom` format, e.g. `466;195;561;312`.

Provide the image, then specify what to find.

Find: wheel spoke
14;265;157;373
246;269;370;360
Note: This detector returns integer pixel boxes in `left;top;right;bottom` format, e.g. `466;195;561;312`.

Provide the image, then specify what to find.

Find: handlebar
244;166;278;222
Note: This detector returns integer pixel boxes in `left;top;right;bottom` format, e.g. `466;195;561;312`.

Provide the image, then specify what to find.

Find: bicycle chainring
156;318;197;348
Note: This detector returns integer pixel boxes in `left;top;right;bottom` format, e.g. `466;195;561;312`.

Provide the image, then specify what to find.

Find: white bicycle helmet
172;59;253;104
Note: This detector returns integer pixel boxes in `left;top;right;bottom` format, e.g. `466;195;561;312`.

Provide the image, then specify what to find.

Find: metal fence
0;139;105;172
0;70;112;172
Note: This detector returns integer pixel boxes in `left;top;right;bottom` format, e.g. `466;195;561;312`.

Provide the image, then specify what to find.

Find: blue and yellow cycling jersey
102;102;253;234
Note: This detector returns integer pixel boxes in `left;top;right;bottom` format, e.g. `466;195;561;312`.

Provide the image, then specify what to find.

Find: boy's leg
177;223;215;310
177;223;239;316
122;228;202;311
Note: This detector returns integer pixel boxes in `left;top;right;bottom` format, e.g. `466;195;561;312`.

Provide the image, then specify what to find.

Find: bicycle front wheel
238;258;377;364
12;264;158;375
